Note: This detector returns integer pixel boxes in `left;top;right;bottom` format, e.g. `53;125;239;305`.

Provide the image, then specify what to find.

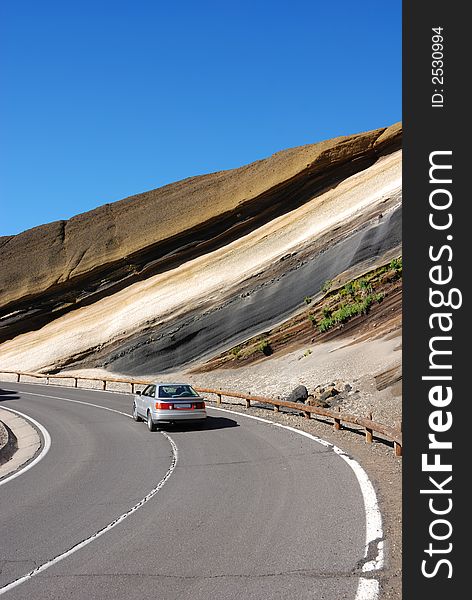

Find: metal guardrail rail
0;370;402;456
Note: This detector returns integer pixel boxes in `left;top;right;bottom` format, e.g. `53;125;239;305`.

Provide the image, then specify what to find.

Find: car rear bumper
152;410;207;422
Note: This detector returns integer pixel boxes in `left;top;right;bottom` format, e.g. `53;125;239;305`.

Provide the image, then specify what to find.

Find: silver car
133;382;207;431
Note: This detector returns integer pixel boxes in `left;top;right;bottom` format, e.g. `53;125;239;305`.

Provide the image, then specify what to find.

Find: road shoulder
0;407;41;480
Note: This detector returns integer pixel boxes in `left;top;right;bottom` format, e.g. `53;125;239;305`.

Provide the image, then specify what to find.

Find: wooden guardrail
0;370;402;456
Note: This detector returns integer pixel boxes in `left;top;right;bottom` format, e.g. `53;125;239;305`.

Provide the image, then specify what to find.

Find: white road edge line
355;577;380;600
0;407;51;488
0;392;179;596
208;405;383;600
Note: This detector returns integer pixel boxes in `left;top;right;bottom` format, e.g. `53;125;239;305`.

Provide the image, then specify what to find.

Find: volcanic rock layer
0;123;401;375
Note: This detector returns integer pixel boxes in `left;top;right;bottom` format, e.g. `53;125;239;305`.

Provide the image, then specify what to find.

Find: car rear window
142;385;156;397
158;385;199;398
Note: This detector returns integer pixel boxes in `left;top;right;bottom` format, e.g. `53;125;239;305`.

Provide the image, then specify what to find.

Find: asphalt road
0;382;377;599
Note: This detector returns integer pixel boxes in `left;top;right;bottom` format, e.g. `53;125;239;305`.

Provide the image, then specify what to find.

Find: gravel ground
178;332;402;429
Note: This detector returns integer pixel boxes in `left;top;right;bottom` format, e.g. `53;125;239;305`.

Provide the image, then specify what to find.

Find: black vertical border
403;3;466;599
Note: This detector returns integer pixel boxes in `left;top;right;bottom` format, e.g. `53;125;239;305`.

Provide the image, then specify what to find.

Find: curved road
0;382;381;599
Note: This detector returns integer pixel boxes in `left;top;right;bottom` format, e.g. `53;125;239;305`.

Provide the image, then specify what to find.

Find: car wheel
147;411;156;432
132;403;142;422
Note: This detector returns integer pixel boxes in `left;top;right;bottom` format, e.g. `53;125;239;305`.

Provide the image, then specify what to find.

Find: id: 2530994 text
431;27;445;108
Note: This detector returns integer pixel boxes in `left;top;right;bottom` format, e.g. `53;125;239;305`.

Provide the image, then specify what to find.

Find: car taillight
156;402;173;410
194;401;205;409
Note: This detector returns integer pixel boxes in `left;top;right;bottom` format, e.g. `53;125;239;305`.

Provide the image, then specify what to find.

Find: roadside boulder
285;385;308;403
305;394;330;408
320;387;339;402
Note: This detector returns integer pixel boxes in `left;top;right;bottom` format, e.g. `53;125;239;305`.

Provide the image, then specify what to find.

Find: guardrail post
17;373;20;383
74;378;78;388
131;383;135;394
365;412;373;443
304;410;310;419
273;404;279;412
216;393;222;406
102;380;106;391
394;420;403;456
245;398;251;408
46;376;50;385
333;406;341;430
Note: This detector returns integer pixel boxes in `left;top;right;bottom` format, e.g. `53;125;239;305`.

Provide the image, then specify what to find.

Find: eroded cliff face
0;123;401;374
0;123;400;343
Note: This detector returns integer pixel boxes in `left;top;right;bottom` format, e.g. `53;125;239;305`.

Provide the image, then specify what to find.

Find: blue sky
0;1;401;236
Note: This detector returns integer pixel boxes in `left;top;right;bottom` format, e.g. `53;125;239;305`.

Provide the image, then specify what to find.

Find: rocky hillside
0;123;401;376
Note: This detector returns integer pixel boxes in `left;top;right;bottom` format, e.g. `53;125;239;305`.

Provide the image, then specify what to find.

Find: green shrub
318;317;334;332
258;340;273;356
322;306;332;318
308;313;317;326
321;279;332;293
340;282;355;297
359;296;373;314
390;257;402;272
359;278;373;292
333;303;359;323
304;296;312;304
